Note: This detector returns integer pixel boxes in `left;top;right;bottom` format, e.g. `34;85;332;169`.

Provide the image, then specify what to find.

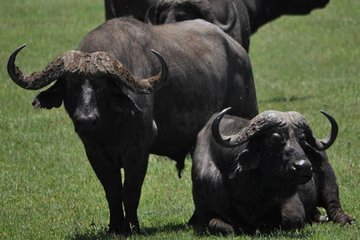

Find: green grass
0;0;359;239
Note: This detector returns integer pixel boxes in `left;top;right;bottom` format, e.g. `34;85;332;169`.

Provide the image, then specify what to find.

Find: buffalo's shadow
66;224;313;239
66;223;189;240
259;95;313;104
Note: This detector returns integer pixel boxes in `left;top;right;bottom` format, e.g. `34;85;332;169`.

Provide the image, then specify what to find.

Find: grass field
0;0;359;239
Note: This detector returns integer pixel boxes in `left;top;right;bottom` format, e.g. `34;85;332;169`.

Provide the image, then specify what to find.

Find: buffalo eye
270;132;285;146
299;133;306;141
94;88;105;95
298;132;306;143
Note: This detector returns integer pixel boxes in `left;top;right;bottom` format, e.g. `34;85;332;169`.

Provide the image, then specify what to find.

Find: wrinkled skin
8;18;258;235
190;111;354;235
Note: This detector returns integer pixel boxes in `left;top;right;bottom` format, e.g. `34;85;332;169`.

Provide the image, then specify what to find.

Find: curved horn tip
8;44;27;64
150;48;168;79
150;49;161;57
317;110;338;150
320;110;338;128
320;110;332;119
211;107;234;148
15;44;27;52
7;44;28;82
219;107;232;116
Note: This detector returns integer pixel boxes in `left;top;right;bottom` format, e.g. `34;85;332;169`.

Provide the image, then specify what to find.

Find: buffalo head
145;0;236;32
7;44;168;133
276;0;330;15
212;108;338;185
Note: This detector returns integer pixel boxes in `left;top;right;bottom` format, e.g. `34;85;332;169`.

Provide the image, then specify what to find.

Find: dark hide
145;0;330;51
242;0;330;33
104;0;158;20
190;111;354;235
146;0;251;51
10;18;258;234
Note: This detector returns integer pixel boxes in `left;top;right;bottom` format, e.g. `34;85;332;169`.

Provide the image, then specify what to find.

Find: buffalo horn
7;44;66;90
305;111;338;151
7;45;168;93
133;49;168;93
212;108;284;148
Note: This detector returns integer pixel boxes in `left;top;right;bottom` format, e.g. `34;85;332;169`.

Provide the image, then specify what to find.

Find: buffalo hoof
108;222;140;236
334;213;356;225
281;216;305;231
208;218;235;236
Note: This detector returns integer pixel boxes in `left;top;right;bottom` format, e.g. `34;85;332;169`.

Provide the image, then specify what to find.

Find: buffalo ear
303;143;326;171
32;80;64;109
238;146;261;171
144;5;157;24
229;142;260;179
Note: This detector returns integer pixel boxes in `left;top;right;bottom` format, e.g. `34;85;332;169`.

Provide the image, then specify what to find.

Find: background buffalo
106;0;330;51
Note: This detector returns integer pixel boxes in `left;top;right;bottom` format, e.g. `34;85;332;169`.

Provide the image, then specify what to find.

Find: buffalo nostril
75;114;98;130
292;159;313;176
293;159;306;170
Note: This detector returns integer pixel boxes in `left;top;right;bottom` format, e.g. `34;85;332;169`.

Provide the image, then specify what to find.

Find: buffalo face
259;124;313;185
212;108;338;186
146;0;236;32
7;45;168;134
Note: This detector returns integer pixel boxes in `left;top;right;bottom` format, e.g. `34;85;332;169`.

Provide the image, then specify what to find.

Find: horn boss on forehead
7;45;168;94
212;108;285;148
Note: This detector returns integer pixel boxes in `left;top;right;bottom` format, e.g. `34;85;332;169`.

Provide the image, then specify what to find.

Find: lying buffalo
7;18;258;234
145;0;330;51
191;108;354;235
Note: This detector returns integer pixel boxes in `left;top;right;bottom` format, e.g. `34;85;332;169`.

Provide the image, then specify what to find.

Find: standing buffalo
7;18;258;234
191;108;354;235
145;0;330;51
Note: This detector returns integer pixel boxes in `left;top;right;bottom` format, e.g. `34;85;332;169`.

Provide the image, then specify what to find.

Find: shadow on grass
66;223;314;240
141;222;189;236
66;223;189;240
252;228;313;239
259;95;313;104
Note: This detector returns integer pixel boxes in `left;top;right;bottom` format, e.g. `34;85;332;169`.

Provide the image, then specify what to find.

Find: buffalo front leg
280;194;306;231
85;148;125;234
317;152;355;224
122;151;150;234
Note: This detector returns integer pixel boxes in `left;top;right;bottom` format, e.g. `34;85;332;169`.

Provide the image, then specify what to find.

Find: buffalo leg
208;218;235;236
122;151;149;233
88;158;124;233
280;194;305;230
317;152;355;224
83;143;125;234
